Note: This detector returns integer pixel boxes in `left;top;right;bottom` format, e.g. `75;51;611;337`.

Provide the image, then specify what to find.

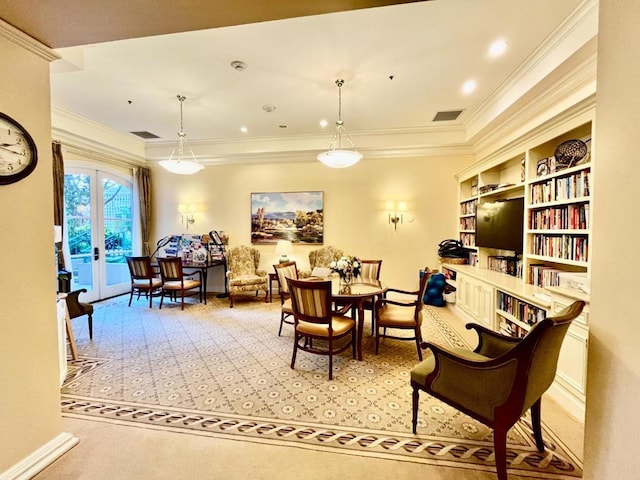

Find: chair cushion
282;298;293;314
162;279;201;290
296;315;355;337
410;348;489;386
377;304;423;327
133;278;162;288
229;275;267;287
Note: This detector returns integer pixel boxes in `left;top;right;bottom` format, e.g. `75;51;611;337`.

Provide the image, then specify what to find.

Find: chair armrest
256;269;268;277
374;297;417;310
385;287;418;296
466;323;520;358
420;342;519;416
65;288;90;319
184;270;202;281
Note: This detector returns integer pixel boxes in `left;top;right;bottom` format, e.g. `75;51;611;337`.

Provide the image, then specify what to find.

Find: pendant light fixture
317;79;362;168
159;94;204;175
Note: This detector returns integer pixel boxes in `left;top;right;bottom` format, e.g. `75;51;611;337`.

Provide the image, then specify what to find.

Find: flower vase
341;271;353;287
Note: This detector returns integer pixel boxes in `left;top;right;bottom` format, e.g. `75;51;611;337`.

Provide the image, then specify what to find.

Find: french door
64;167;134;302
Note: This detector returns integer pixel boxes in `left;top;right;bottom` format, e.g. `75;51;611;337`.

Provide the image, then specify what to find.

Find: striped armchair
226;245;269;307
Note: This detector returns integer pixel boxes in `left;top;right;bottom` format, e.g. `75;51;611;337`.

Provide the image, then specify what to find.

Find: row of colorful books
497;291;546;326
530;169;590;204
529;203;589;230
531;234;588;261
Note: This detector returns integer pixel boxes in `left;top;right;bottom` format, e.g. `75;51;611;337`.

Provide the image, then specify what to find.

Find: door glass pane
64;173;93;291
103;177;132;286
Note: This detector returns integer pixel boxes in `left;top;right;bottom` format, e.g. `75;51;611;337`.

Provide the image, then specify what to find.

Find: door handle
94;247;100;261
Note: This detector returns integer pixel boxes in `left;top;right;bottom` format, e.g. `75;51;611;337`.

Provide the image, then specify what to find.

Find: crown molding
464;0;598;141
0;19;59;62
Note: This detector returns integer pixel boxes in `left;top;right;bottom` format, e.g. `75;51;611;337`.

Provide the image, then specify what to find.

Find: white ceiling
45;0;587;162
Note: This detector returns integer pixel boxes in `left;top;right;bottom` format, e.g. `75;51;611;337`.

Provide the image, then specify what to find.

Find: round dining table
328;277;387;361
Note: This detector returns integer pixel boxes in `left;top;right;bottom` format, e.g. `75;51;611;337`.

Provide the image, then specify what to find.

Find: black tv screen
475;198;524;252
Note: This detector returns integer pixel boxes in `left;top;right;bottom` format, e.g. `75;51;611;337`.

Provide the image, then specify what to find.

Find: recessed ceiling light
320;119;328;128
240;126;248;133
462;79;477;95
489;39;509;57
262;104;276;113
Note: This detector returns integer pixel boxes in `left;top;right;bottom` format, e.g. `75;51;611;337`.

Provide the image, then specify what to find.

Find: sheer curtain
135;166;151;255
52;141;67;270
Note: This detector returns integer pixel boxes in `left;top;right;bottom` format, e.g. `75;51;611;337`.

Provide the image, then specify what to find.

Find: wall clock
0;112;38;185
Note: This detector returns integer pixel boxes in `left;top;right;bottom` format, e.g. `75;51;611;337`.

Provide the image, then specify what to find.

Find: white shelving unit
446;111;594;421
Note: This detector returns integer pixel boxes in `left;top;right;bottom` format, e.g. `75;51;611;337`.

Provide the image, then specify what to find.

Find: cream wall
0;36;63;471
151;154;471;291
583;1;640;478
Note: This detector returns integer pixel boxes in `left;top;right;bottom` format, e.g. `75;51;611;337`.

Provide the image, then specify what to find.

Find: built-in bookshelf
458;198;478;247
496;291;546;338
455;119;592;289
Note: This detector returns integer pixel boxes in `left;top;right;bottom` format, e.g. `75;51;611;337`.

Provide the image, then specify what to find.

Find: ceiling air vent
433;110;464;122
130;131;160;139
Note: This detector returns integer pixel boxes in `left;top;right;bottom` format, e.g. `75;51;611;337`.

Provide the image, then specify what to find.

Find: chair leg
531;398;545;451
264;289;269;303
278;313;284;336
148;289;153;308
229;293;234;308
375;324;380;354
128;289;134;307
411;387;419;434
88;313;93;340
180;290;185;310
290;333;298;370
493;425;509;480
415;326;423;361
328;337;333;380
159;290;164;309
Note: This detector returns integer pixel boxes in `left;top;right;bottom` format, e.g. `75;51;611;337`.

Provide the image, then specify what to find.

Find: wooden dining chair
157;257;203;310
287;278;356;380
273;260;299;336
373;270;430;360
126;256;162;308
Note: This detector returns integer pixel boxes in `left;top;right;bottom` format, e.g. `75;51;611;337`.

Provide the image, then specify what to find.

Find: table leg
202;268;207;304
356;300;365;361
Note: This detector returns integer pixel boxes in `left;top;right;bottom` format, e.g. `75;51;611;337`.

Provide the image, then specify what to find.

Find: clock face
0;112;38;185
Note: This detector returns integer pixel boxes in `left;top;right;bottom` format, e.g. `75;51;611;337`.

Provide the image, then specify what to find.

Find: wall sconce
178;203;196;230
275;239;293;263
386;201;408;231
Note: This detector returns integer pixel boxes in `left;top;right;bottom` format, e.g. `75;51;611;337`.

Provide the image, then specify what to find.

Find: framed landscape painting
251;191;324;244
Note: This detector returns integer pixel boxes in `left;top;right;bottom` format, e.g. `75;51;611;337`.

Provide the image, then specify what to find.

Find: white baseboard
547;381;586;423
0;432;79;480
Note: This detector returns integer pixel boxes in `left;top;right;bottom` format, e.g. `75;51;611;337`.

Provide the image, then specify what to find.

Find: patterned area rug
61;295;582;479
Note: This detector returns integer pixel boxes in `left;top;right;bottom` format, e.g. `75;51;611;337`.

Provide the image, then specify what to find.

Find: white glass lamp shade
159;158;204;175
275;240;293;263
317;149;362;169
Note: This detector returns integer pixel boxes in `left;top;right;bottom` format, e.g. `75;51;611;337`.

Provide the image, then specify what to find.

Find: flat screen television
475;197;524;252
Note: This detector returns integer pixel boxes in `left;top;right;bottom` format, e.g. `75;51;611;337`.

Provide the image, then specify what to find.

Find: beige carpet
61;294;582;479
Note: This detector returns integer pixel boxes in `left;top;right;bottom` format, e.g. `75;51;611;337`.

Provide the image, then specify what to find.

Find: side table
269;272;278;303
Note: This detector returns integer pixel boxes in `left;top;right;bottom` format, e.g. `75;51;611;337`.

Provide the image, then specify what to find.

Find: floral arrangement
330;255;361;280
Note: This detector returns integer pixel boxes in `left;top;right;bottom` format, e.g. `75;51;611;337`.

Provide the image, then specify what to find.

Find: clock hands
0;144;24;155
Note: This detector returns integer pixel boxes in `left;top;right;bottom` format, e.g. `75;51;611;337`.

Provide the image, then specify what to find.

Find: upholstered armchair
226;245;269;307
410;300;585;480
300;245;344;277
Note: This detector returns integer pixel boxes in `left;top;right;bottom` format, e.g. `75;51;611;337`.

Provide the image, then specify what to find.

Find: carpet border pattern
60;304;582;479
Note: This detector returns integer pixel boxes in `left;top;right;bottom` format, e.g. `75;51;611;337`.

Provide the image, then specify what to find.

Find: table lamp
275;240;293;263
